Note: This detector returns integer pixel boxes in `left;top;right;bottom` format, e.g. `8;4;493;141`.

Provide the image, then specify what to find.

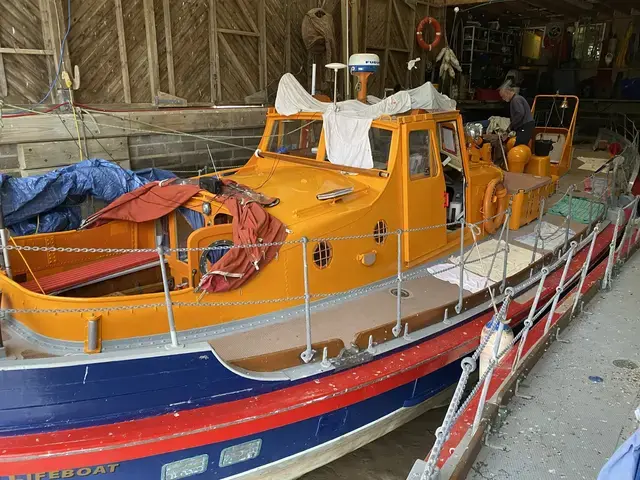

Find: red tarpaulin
84;179;201;228
197;197;287;293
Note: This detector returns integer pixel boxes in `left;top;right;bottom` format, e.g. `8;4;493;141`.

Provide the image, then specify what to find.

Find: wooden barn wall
0;0;445;106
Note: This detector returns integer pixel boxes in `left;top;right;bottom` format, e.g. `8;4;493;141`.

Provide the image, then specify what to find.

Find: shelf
464;38;514;47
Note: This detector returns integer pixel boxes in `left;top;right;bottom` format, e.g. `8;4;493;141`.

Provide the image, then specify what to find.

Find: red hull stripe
0;223;616;473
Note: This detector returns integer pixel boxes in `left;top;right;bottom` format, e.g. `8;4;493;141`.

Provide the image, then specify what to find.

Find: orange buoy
483;179;508;234
416;17;442;51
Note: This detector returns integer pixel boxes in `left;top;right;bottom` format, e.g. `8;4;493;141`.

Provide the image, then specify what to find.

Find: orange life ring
416;17;442;51
482;179;508;234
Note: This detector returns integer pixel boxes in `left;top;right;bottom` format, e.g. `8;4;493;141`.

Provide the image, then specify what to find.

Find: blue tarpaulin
0;160;186;236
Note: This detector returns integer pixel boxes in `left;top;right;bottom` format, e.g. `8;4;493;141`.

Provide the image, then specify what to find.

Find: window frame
407;128;438;180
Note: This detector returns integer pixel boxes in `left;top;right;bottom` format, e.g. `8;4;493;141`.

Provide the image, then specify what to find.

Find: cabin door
401;123;448;263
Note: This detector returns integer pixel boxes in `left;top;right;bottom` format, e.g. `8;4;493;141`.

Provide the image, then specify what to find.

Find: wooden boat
0;64;630;480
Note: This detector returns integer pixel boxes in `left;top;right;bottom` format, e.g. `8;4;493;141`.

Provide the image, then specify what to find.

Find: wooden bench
21;251;160;295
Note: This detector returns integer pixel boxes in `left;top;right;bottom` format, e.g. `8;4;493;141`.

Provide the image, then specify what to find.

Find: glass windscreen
267;120;322;159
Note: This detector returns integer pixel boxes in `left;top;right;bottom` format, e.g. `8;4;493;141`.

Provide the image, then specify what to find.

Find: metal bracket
555;327;570;344
300;348;316;364
514;378;534;400
484;425;509;452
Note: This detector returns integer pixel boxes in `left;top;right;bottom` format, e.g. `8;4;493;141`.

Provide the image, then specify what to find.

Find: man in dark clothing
500;84;534;147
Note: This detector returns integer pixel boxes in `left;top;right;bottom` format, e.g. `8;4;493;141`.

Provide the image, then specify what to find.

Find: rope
9;237;45;295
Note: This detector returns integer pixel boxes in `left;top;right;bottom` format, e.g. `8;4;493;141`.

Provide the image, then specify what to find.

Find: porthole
373;220;388;245
199;239;234;275
313;241;333;269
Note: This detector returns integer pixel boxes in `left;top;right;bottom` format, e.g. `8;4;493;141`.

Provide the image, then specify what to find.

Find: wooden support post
49;0;71;72
258;0;267;92
351;0;360;98
381;0;393;90
38;0;56;99
209;0;221;102
162;0;176;95
142;0;161;101
285;0;291;73
407;1;417;87
341;0;350;98
351;0;360;54
0;39;6;98
114;0;132;103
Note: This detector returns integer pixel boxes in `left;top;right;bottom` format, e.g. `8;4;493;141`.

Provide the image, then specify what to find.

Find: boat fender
416;17;442;52
479;319;514;376
482;178;508;234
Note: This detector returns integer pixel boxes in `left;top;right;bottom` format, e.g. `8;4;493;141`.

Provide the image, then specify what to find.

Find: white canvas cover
274;74;456;169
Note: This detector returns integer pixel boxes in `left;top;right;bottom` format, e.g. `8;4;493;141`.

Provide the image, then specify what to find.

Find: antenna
325;62;348;107
348;53;379;103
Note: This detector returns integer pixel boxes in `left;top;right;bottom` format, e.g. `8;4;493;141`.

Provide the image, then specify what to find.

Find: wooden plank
38;0;57;101
0;48;54;56
21;160;132;178
142;0;161;100
18;137;130;170
392;0;410;51
258;0;267;91
0;108;267;145
0;38;6;98
218;34;257;94
209;0;221;102
217;28;260;37
114;0;132;103
162;0;176;95
50;0;71;71
234;0;260;34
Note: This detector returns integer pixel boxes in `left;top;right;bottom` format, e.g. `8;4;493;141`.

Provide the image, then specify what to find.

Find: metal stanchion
544;242;577;334
512;268;548;372
624;198;639;260
603;210;623;290
500;207;512;293
156;235;179;348
530;197;545;264
392;230;404;338
300;237;315;363
0;199;12;279
571;224;600;317
455;218;465;314
564;187;574;252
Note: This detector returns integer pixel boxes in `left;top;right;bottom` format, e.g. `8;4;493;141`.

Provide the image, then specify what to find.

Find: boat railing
412;194;639;480
0;171;616;364
593;112;640;195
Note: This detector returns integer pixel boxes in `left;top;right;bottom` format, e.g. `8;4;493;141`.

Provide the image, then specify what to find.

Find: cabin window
436;121;463;172
370;128;393;170
268;119;322;159
408;130;433;177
